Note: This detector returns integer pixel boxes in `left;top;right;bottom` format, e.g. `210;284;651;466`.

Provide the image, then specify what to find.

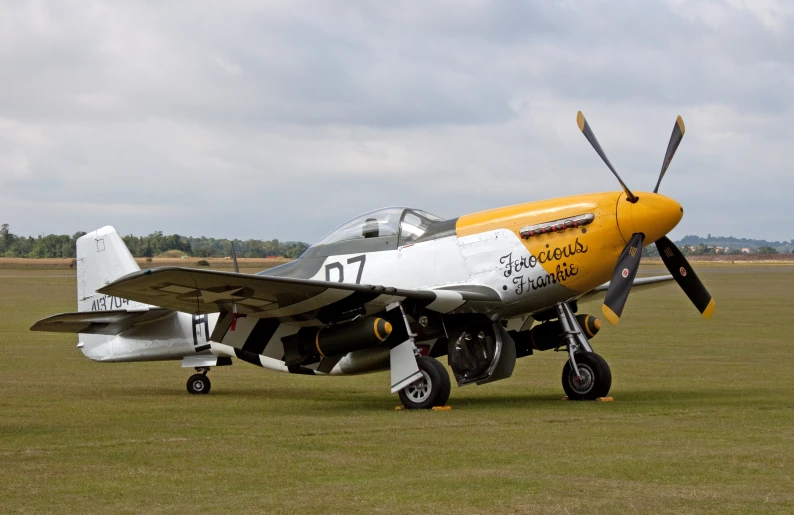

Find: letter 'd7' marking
325;254;366;284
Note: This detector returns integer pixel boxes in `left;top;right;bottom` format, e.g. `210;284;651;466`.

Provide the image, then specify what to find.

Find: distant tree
6;236;33;257
0;223;8;253
0;226;310;260
29;234;72;258
690;243;714;256
756;246;778;255
642;245;660;258
282;242;309;258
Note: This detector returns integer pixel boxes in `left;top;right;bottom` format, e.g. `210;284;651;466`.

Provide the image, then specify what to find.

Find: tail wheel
562;352;611;400
398;356;451;409
187;373;211;395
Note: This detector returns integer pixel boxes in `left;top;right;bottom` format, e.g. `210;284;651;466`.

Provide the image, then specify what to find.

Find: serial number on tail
90;295;130;311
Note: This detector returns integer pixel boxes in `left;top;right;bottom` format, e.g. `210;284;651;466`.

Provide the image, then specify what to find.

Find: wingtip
576;111;586;131
676;115;686;135
602;304;620;325
701;298;715;319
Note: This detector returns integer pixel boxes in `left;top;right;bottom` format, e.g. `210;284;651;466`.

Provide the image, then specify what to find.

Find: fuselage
260;190;683;317
80;190;683;373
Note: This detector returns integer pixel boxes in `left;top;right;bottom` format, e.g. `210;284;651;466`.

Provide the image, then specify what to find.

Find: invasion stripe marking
242;318;281;355
287;364;316;375
233;347;264;367
209;311;233;342
261;289;353;318
316;291;381;323
425;290;466;313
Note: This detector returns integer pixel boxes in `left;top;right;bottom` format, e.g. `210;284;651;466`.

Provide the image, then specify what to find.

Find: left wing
577;275;675;303
97;267;500;322
30;308;175;335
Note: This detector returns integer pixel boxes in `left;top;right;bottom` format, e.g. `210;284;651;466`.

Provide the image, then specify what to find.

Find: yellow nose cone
616;192;683;244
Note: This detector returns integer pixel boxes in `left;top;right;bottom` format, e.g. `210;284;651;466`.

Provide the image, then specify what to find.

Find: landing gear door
447;321;516;386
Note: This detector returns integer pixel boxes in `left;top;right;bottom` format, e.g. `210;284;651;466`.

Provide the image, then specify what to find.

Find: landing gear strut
187;367;211;395
556;302;612;400
398;356;451;409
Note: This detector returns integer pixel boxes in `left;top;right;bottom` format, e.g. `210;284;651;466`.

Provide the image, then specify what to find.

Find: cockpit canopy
306;207;446;257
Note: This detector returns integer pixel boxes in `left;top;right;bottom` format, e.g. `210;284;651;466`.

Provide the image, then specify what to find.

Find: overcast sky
1;0;792;243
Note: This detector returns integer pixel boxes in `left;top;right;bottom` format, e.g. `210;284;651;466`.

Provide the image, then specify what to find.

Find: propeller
655;236;715;318
230;241;241;331
654;116;685;194
231;240;240;274
576;111;714;323
602;233;644;325
576;112;638;203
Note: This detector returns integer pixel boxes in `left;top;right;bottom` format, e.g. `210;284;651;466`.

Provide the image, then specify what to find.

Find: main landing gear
556;302;612;400
562;352;612;400
187;368;211;395
398;356;452;409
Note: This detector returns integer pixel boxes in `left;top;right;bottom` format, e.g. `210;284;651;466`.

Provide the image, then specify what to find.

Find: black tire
187;373;211;395
562;352;611;400
398;356;451;409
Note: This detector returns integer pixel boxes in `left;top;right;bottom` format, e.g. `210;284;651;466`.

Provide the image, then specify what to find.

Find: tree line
643;242;792;257
3;223;791;260
0;224;309;259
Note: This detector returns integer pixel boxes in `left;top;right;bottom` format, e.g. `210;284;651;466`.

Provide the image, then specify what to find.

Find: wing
577;275;675;303
97;267;500;323
30;308;175;335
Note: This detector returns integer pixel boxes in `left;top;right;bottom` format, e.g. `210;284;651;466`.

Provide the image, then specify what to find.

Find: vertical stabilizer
77;226;141;312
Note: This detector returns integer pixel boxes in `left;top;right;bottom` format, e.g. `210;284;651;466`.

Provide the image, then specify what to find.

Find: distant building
741;248;751;254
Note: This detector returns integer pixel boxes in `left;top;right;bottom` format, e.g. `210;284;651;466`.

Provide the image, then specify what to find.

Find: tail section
31;226;203;363
77;226;141;312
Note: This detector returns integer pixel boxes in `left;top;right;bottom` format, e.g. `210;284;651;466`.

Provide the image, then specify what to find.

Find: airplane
31;112;714;409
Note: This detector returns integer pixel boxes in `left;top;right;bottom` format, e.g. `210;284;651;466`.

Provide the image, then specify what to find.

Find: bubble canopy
313;207;444;247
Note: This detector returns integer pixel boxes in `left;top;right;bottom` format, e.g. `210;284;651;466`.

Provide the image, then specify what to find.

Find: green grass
1;265;793;514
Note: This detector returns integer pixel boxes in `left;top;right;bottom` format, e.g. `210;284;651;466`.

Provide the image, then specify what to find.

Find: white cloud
0;0;791;242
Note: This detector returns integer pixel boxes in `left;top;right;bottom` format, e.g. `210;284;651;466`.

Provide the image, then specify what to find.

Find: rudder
77;226;141;312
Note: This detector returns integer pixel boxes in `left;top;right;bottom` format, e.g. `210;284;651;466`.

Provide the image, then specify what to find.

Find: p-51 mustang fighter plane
32;112;714;409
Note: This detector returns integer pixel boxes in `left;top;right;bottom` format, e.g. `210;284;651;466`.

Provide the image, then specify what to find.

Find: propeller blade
653;115;686;193
576;111;638;202
655;236;715;318
230;241;240;331
231;241;240;274
603;233;645;325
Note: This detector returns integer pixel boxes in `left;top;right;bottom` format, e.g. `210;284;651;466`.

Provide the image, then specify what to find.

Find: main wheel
187;373;211;395
398;356;451;409
562;352;611;400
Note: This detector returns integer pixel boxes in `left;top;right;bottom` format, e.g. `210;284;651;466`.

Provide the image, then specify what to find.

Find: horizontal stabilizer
30;308;174;335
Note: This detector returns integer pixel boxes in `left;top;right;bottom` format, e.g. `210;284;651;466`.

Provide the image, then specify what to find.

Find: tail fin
77;226;141;312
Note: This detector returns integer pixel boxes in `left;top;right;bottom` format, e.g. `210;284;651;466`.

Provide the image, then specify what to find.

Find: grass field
1;264;793;514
